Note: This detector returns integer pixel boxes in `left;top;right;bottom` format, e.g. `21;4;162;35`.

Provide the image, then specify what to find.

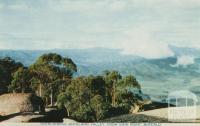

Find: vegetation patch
0;53;149;122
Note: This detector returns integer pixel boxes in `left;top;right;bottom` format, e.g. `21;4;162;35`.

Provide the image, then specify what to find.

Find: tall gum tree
29;53;77;106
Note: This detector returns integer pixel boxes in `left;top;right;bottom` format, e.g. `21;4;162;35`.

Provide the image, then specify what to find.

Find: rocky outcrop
140;101;175;111
0;93;45;116
129;100;152;114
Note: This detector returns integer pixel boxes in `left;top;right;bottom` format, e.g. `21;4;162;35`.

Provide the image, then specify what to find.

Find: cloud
0;0;200;59
171;55;195;67
117;24;174;59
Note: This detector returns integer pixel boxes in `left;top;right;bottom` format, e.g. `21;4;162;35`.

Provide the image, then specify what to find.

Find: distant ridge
1;46;200;103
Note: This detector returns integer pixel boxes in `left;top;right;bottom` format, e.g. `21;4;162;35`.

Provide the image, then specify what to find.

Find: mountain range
0;45;200;102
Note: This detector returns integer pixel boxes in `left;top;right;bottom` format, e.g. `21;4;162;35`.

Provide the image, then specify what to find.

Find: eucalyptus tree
57;72;143;121
0;57;23;94
29;53;77;106
120;75;141;89
103;70;122;107
57;76;109;121
114;75;143;113
9;67;32;93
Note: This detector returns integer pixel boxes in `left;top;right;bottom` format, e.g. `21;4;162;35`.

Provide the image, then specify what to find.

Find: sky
0;0;200;58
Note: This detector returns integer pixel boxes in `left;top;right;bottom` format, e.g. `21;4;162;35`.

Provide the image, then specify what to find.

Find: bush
57;71;143;122
72;105;95;122
90;95;110;121
106;106;128;118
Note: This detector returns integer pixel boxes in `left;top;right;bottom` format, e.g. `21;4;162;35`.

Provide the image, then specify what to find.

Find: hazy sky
0;0;200;58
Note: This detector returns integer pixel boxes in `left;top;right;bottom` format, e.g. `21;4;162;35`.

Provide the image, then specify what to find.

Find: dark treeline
0;53;145;122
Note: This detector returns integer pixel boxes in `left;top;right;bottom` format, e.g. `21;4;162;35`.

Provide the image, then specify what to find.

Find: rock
1;114;46;123
140;101;175;111
130;100;152;114
129;104;140;114
63;118;77;123
0;93;45;116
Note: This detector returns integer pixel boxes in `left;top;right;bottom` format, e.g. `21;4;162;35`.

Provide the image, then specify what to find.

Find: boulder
0;93;45;116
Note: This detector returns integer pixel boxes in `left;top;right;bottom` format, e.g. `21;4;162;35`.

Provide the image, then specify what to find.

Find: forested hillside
1;46;200;102
0;53;146;121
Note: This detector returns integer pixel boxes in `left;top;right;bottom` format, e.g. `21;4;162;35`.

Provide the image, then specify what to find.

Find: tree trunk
45;97;48;107
50;89;53;106
64;105;70;117
62;76;64;90
39;83;42;97
112;83;116;107
21;83;25;93
22;88;25;93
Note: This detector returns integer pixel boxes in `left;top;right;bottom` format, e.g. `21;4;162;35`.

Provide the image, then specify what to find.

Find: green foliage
0;54;144;122
103;70;122;107
34;53;77;77
57;93;71;109
89;76;106;97
66;77;91;105
57;70;143;122
73;104;95;122
90;95;110;120
9;67;33;93
115;90;138;112
57;76;108;121
29;53;77;106
119;75;141;89
0;57;23;94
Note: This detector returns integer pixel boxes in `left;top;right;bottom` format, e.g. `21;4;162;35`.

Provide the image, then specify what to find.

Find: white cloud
0;0;200;59
171;55;195;67
117;24;174;58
